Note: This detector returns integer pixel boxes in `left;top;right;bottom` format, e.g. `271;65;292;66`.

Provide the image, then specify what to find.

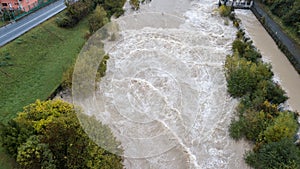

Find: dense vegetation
0;0;127;168
260;0;300;37
56;0;126;28
220;7;300;169
0;100;123;169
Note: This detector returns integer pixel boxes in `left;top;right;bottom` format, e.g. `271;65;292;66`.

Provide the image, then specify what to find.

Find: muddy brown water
236;10;300;113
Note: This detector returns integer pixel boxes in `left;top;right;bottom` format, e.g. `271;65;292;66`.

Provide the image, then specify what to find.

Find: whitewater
73;0;251;168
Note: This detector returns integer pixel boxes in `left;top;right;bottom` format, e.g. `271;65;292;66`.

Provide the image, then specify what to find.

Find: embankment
250;1;300;74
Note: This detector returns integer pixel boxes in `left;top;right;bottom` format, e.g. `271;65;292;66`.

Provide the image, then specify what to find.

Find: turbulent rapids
73;0;250;168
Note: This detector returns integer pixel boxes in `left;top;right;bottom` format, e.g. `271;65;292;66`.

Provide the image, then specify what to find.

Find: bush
229;118;246;140
102;0;126;17
0;100;124;168
261;112;298;143
88;5;109;33
130;0;140;10
244;110;273;141
245;138;300;169
232;39;247;55
57;0;95;28
270;0;295;18
225;55;273;97
252;80;288;105
243;48;262;62
219;5;232;17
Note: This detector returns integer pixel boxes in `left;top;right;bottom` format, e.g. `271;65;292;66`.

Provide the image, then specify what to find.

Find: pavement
0;0;66;47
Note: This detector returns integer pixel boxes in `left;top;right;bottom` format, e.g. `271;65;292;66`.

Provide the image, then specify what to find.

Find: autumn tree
0;99;123;169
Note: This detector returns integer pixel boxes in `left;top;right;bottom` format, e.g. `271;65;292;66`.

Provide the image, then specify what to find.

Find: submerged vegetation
220;7;300;169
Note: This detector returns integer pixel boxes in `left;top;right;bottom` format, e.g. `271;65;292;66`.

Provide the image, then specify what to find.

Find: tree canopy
0;99;123;169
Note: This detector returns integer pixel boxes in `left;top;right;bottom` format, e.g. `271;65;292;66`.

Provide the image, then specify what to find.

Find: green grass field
0;15;89;168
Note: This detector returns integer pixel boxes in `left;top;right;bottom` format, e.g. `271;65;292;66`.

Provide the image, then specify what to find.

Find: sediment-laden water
235;10;300;113
74;0;252;168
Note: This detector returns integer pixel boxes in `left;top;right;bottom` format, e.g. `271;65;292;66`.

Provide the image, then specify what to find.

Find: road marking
0;2;65;39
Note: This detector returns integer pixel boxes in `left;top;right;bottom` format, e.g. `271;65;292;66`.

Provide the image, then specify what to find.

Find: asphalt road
0;0;66;47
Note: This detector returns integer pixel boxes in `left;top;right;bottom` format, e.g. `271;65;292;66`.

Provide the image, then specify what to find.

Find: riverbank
0;16;89;168
236;10;300;113
72;0;251;168
250;1;300;74
229;8;300;169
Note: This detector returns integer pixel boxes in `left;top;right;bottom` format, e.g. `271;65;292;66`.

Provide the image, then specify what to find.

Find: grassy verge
0;13;89;168
0;21;6;27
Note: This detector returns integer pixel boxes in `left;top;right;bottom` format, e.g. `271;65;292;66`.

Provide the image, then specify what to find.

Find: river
235;10;300;113
73;0;253;168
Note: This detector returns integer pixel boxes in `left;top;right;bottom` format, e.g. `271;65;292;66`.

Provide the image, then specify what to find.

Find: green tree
16;135;55;169
102;0;126;17
219;5;232;17
88;5;109;33
130;0;140;10
270;0;295;17
245;138;300;169
282;1;300;29
244;110;273;141
225;55;273;97
0;100;123;169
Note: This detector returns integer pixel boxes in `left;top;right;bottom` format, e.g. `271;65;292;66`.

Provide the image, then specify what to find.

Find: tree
270;0;295;18
16;135;55;169
88;5;109;33
102;0;126;17
130;0;140;10
282;1;300;28
0;100;123;169
225;54;273;97
261;112;298;143
243;110;273;141
245;138;300;169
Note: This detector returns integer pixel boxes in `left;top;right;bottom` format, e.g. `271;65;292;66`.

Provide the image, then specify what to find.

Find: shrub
61;65;74;89
243;48;262;62
57;0;95;28
261;112;298;143
232;39;247;55
245;138;300;169
243;110;273;141
252;80;288;105
0;100;124;168
219;5;232;17
225;55;273;97
130;0;140;10
88;5;109;33
229;118;246;140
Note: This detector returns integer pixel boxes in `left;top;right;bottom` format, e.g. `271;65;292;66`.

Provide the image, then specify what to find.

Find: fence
1;0;58;22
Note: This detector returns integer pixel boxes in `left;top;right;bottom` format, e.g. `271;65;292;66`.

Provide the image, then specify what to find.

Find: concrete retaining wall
250;1;300;74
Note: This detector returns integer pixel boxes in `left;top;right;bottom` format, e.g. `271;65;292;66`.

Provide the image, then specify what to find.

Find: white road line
0;2;65;39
